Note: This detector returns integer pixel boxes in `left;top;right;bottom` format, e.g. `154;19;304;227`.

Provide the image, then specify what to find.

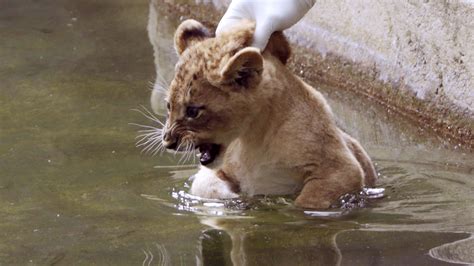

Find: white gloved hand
216;0;316;50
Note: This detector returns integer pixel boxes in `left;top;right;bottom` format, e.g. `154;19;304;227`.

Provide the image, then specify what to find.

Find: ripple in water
152;178;386;218
142;173;385;218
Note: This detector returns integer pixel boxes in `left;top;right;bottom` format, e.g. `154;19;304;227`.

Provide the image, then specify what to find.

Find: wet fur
162;19;377;209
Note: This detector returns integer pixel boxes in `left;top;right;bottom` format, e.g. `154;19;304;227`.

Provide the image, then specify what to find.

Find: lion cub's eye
166;102;170;110
185;106;202;119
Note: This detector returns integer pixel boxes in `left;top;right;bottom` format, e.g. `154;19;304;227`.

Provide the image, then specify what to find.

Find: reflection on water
0;0;473;265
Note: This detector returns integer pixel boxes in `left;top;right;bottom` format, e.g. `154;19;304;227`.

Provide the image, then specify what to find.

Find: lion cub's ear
174;19;211;55
220;47;263;89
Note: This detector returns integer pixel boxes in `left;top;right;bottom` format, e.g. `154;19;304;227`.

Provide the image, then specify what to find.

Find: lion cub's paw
294;196;332;210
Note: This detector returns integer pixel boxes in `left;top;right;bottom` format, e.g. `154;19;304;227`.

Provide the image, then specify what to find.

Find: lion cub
159;19;377;209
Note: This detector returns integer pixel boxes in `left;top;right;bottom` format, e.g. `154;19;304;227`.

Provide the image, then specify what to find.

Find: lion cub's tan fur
162;19;376;209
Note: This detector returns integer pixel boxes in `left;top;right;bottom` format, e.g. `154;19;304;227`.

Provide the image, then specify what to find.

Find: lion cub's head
159;19;290;168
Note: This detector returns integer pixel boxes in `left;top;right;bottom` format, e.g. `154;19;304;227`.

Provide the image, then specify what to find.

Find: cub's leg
295;164;364;209
341;132;377;187
190;167;239;199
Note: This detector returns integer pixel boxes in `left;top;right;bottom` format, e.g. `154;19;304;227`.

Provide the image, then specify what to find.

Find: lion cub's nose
164;141;178;150
163;132;178;150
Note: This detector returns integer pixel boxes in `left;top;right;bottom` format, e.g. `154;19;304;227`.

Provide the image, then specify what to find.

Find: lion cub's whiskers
133;105;165;126
131;106;197;163
133;125;164;155
130;106;166;156
154;72;169;94
175;131;198;165
177;140;196;165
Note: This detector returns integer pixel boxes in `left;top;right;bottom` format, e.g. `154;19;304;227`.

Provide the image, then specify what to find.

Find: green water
1;0;473;265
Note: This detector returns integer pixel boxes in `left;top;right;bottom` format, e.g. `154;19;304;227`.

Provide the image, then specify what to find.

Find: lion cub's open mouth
197;143;221;165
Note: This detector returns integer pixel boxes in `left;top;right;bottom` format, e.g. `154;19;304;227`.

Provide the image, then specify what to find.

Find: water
1;0;473;265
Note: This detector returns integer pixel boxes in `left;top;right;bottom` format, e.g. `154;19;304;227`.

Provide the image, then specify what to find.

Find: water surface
1;0;473;265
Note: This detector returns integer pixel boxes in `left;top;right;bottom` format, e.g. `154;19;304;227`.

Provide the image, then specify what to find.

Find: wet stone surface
0;0;473;265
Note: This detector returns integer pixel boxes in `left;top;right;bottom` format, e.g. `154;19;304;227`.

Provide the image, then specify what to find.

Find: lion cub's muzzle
163;126;222;165
162;131;178;150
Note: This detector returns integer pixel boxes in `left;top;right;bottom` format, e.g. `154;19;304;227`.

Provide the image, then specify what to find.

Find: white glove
216;0;316;50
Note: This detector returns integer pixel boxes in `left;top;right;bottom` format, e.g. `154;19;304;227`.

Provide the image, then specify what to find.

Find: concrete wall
289;0;473;117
